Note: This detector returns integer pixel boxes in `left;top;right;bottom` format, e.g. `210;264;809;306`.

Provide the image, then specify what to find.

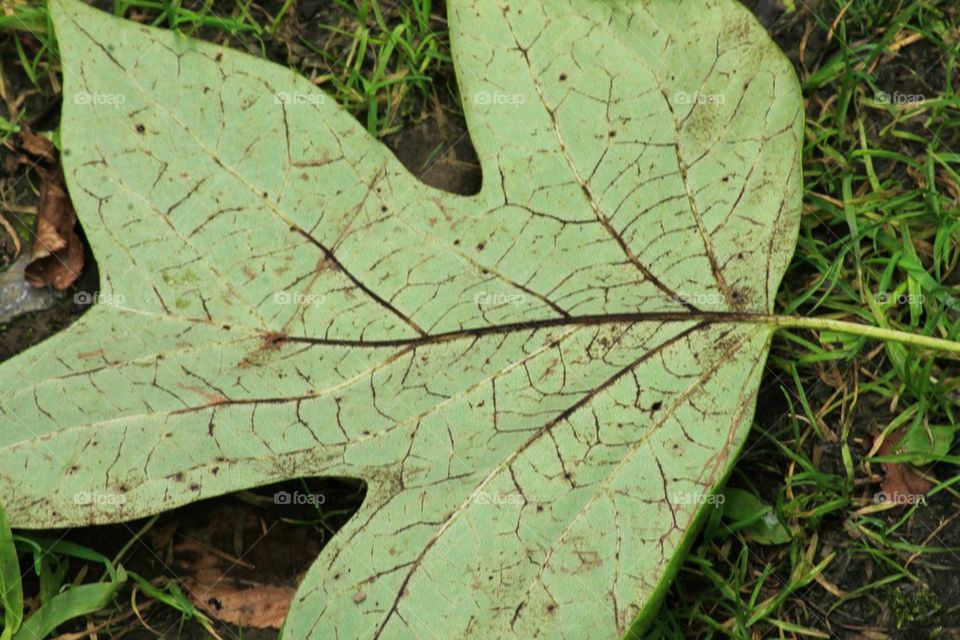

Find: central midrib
279;310;775;348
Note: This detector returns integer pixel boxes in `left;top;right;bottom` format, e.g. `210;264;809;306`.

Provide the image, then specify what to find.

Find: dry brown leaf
174;538;294;629
877;430;933;505
181;577;295;629
0;213;21;261
156;503;321;631
25;165;84;289
20;129;56;162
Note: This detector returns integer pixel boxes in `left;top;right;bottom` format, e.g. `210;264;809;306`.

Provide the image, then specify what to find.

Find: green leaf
889;422;956;465
12;568;126;640
0;503;23;640
0;0;803;637
721;488;792;546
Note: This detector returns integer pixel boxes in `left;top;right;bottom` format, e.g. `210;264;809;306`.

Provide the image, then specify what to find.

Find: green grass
1;0;960;638
0;0;448;138
309;0;450;135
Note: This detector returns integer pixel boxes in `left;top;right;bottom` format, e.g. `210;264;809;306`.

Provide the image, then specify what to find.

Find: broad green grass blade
0;503;22;640
12;568;126;640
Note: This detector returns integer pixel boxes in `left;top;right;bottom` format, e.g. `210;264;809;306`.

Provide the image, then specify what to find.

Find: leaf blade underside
0;0;802;637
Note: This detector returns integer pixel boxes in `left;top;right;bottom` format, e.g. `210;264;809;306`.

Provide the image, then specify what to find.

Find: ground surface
1;0;959;638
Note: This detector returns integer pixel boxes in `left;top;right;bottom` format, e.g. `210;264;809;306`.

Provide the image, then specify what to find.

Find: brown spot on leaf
177;384;229;406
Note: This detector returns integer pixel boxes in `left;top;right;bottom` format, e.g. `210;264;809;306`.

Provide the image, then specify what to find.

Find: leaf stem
765;315;960;355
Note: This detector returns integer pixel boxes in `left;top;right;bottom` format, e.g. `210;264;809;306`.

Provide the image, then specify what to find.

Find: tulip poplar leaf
0;0;803;637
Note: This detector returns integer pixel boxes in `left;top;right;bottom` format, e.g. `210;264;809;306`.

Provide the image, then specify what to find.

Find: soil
2;1;958;638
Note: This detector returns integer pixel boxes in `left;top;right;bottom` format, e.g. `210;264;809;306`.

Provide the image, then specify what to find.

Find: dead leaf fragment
182;576;294;629
20;129;56;162
167;506;317;630
175;539;292;629
25;165;84;289
876;430;934;506
0;213;20;262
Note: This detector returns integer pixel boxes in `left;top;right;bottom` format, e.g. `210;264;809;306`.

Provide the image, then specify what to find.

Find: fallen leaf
0;213;20;262
20;128;56;162
2;0;805;637
876;430;934;505
175;537;295;629
24;165;84;289
165;504;318;629
722;487;792;545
